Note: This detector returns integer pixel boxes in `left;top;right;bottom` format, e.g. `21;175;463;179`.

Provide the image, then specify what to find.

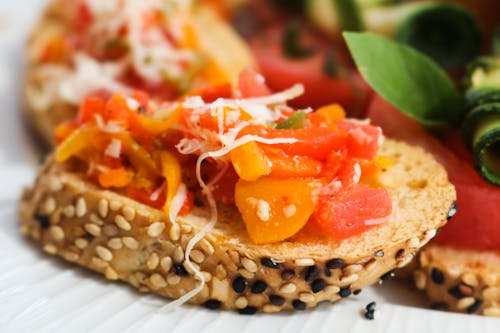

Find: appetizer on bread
19;70;456;313
25;0;254;146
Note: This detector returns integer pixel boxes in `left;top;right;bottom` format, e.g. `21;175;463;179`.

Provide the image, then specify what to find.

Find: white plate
1;2;500;332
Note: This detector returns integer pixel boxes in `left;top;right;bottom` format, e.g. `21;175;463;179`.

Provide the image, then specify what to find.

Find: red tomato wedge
313;184;391;240
237;67;271;98
249;24;372;115
368;94;500;250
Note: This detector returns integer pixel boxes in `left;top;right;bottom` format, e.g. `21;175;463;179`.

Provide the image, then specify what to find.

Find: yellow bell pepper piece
55;127;101;162
160;151;182;215
230;141;271;181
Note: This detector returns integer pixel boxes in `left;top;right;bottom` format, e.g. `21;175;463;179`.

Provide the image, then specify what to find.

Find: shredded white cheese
104;138;122;158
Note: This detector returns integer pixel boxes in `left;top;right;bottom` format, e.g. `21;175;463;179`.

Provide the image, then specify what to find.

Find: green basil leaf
344;32;464;130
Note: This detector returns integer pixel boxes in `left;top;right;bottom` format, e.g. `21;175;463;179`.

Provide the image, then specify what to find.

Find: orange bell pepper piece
98;168;134;188
230;142;271;181
160;151;182;216
308;103;346;128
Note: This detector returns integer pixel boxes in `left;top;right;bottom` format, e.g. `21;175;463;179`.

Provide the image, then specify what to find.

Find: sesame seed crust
410;244;500;317
19;141;455;313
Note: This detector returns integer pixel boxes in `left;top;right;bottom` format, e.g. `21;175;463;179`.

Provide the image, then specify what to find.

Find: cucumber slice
472;117;500;185
462;102;500;148
465;87;500;111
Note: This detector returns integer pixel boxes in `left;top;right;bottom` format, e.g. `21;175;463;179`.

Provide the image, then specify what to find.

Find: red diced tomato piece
77;97;105;125
237;67;271;98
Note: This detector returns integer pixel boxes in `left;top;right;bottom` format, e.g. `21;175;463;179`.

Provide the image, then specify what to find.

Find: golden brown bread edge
19;139;456;313
408;244;500;317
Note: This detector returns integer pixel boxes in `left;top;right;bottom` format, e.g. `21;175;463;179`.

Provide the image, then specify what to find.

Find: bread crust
411;244;500;316
19;139;456;312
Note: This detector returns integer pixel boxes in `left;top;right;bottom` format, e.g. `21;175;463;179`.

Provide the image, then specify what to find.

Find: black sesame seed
365;301;376;312
137;105;147;114
250;280;267;294
281;269;295;281
232;276;247;293
339;287;351;298
380;270;396;281
174;264;188;276
448;286;465;299
435;227;442;236
304;266;319;282
374;250;384;258
326;258;344;270
447;202;457;220
353;289;362;295
204;299;221;310
431;268;445;285
292;299;306;310
467;299;483;314
311;279;326;293
34;214;50;229
261;258;280;269
324;267;332;277
269;294;285;306
239;306;257;315
430;302;448;311
364;310;375;320
396;249;405;259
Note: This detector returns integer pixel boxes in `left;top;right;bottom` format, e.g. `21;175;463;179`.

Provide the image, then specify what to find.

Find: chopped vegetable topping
55;69;391;244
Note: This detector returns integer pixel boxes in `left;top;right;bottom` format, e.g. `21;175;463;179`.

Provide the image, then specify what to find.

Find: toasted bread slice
411;244;500;316
19;139;456;313
24;0;255;147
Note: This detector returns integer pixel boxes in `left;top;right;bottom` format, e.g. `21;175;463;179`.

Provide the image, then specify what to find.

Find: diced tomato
178;190;194;216
236;67;271;98
74;3;94;32
368;94;500;250
239;125;347;160
203;164;240;205
127;183;165;210
190;83;233;102
132;90;150;109
338;122;381;160
322;149;347;178
313;184;392;240
77;97;105;125
249;24;372;116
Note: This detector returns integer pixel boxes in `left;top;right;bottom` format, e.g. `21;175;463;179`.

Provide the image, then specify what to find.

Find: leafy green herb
282;22;317;59
276;111;307;129
344;32;463;129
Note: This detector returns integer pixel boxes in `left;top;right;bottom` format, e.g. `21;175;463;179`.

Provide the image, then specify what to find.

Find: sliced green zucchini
472;117;500;185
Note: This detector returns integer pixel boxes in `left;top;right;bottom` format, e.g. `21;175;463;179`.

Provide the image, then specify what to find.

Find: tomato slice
236;67;271;98
239;125;347;160
313;184;391;240
338;122;381;160
249;24;372;116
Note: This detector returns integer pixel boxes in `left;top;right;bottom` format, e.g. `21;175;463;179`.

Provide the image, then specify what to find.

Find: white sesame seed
137;209;151;218
148;222;165;238
63;251;79;262
211;277;229;300
173;246;184;263
115;215;131;231
299;292;315;303
457;297;476;309
199;239;214;255
241;258;258;273
109;200;122;211
238;268;255;280
282;204;296;217
169;223;181;241
344;264;363;275
256;200;270;221
84;223;102;237
184;261;200;275
98;199;109;218
91;257;108;269
62;205;75;218
75;197;87;217
414;270;427;290
75;238;89;249
263;304;281;313
50;226;65;241
150;273;167;289
215;264;227;279
47;177;63;191
483;307;500;317
122;206;135;221
43;244;57;254
279;283;297;294
103;225;119;237
199;271;212;282
189;250;205;264
160;256;173;272
294;258;315;266
397;253;415;268
107;238;123;250
167;273;180;285
482;287;500;301
147;252;160;270
340;274;359;285
122;237;139;250
89;213;103;226
105;266;118;280
96;246;113;262
181;225;193;233
43;197;56;215
235;296;248;309
325;285;341;294
462;273;478;287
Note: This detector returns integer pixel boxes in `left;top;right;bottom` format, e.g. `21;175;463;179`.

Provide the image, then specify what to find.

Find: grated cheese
104;138;122;158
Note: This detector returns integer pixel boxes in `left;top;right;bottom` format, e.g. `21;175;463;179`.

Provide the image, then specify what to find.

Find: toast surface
411;244;500;316
19;139;456;312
